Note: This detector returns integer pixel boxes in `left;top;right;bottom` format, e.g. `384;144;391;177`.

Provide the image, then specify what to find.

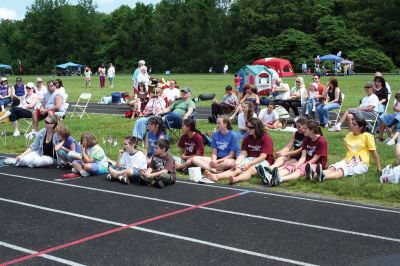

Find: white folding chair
328;93;345;126
70;93;91;119
55;93;69;120
366;93;391;133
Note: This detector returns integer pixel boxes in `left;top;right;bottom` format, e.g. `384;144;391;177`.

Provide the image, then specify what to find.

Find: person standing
98;64;106;88
107;63;116;88
132;60;145;92
223;64;229;74
84;67;92;89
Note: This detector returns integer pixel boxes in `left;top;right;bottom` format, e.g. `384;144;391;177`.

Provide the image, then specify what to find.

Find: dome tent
252;57;295;77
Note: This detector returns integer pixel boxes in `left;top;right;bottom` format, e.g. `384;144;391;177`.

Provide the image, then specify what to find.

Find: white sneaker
387;139;396;146
324;123;330;128
328;124;341;132
13;130;20;137
80;170;90;177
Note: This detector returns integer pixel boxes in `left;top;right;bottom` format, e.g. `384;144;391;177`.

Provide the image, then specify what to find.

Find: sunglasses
296;81;301;83
44;120;54;124
26;87;33;90
247;126;255;129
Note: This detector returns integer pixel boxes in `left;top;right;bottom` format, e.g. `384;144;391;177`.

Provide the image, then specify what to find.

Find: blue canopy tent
55;62;83;76
319;54;343;61
0;64;14;75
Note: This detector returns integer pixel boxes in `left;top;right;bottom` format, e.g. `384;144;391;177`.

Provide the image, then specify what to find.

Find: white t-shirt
360;94;380;112
119;150;147;170
273;83;290;100
35;86;47;101
238;112;257;129
107;66;115;78
136;72;150;90
258;109;279;124
162;87;180;102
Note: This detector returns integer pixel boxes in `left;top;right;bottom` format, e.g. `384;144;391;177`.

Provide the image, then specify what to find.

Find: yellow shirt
344;132;376;166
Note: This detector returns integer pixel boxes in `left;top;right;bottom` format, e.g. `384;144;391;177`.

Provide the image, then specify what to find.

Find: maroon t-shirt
301;135;328;168
178;132;204;156
241;133;274;165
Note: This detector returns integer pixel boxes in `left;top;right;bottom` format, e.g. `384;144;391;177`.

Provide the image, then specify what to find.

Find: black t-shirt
42;137;55;158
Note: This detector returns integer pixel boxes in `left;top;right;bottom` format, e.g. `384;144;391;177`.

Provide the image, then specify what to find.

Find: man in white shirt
162;80;180;105
258;102;282;130
107;63;116;88
330;81;379;132
270;78;290;107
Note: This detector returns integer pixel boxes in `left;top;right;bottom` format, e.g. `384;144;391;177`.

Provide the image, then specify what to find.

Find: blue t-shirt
147;131;168;157
211;130;239;159
63;136;82;154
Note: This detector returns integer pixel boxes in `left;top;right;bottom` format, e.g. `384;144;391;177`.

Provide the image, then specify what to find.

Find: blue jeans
317;102;341;125
163;112;183;129
0;97;11;109
132;117;149;140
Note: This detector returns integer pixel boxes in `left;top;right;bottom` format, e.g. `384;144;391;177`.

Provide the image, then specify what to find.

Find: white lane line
176;180;400;214
1;173;400;242
0;241;85;266
0;197;317;266
54;177;81;182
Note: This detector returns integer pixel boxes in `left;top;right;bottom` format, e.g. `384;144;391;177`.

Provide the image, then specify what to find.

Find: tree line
0;0;398;74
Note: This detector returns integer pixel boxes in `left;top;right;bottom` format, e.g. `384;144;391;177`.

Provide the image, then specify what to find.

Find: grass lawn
1;73;400;207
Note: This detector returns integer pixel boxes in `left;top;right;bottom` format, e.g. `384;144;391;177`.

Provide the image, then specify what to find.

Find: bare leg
176;157;194;170
205;168;241;181
192;156;214;171
346;113;354;130
32;112;39;132
337;110;349;125
280;169;302;182
216;159;236;172
324;167;344;179
270;156;289;168
72;161;83;172
231;166;257;183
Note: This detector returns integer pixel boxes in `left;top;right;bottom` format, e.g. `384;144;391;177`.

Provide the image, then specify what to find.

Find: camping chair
366;93;391;134
328;93;345;126
70;93;91;119
54;93;69;121
164;111;197;143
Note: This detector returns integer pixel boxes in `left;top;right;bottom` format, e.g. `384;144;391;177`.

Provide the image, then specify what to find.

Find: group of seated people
6;72;396;189
0;77;67;137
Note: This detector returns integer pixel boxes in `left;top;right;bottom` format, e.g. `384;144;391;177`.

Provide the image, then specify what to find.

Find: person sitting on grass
270;120;328;187
262;118;306;173
174;118;204;171
15;115;59;168
209;85;238;123
107;136;147;184
54;125;82;169
192;116;239;173
71;132;109;177
258;102;283;130
144;116;168;164
0;82;39;137
204;118;274;184
313;117;381;182
233;101;257;139
329;81;379;132
140;138;176;188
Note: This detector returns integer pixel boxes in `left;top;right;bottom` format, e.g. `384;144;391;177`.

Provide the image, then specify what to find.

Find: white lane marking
176;180;400;214
0;241;85;266
54;177;81;182
1;173;400;241
0;197;317;266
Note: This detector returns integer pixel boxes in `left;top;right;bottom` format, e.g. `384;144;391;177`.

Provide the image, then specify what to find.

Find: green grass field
1;73;400;207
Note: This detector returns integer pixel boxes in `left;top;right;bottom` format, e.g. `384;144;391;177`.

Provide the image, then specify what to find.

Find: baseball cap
181;87;191;93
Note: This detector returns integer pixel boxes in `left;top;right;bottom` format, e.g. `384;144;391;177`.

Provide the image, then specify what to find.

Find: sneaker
316;163;325;182
324;123;330;128
199;177;215;184
71;168;77;173
120;175;130;185
328;124;341;132
106;174;114;181
13;130;20;137
305;163;314;181
270;167;281;187
80;170;90;177
256;165;268;184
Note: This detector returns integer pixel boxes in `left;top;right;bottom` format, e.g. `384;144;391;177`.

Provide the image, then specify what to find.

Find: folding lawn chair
366;93;391;134
70;93;91;119
164;111;197;143
328;93;345;126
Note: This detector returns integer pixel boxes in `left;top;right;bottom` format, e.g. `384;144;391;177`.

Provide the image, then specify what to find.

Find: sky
0;0;159;20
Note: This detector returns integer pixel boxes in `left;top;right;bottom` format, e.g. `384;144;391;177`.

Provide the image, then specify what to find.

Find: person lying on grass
258;118;306;184
54;125;81;169
71;132;109;177
270;120;328;186
192;116;239;173
174;118;204;171
107;136;147;184
310;117;381;182
140;138;176;188
204;117;274;184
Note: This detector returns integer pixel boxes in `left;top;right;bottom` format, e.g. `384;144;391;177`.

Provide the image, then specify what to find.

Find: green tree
348;48;395;72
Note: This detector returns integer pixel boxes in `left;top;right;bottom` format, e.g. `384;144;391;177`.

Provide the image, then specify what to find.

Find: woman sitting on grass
234;101;256;139
71;132;109;177
54;125;82;168
192;116;239;173
270;120;328;186
313;117;381;182
15;115;59;167
174;118;204;171
107;136;147;184
258;118;307;184
204;118;274;184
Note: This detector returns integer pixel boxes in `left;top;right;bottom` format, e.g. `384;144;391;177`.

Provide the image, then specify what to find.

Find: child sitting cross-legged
106;136;147;184
140;138;176;188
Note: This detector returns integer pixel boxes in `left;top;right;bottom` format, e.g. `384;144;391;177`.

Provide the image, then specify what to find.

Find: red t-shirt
302;135;328;168
178;132;204;156
317;83;325;96
241;133;274;165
